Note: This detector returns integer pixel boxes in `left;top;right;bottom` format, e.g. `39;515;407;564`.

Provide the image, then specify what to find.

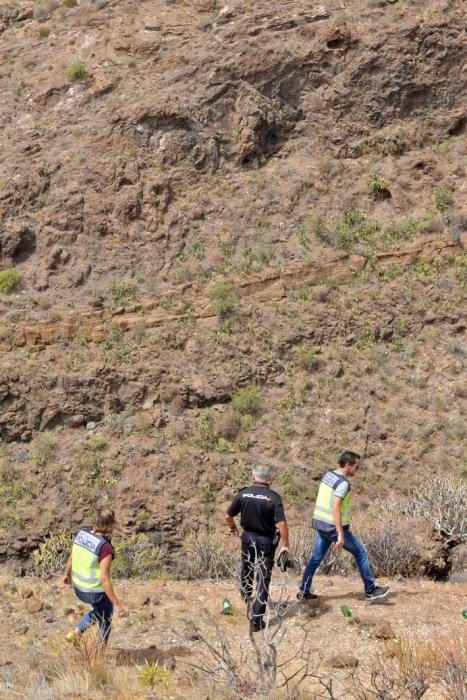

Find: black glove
277;550;289;573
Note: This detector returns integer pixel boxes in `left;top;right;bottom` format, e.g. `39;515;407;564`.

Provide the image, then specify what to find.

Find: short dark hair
338;451;360;467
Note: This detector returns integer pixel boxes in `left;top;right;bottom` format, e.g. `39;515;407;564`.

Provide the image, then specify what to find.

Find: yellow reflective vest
71;529;112;593
313;470;351;528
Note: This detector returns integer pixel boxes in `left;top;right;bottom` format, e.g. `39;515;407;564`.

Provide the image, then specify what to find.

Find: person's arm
332;496;345;547
276;520;289;555
63;553;72;585
100;555;128;617
225;513;239;536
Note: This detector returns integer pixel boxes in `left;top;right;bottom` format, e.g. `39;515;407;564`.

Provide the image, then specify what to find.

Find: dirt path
0;574;465;698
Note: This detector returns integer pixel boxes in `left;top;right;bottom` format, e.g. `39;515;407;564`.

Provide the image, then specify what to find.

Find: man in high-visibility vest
297;451;390;601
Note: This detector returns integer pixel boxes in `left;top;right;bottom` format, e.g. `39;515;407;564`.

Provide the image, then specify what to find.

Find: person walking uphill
298;451;390;602
63;507;128;643
226;464;289;632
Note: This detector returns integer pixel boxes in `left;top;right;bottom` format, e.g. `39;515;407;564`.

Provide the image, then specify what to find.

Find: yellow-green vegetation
367;170;390;198
63;0;78;7
311;207;435;252
277;469;301;507
183;234;205;260
99;326;140;362
32;529;73;577
64;60;86;82
110;281;137;306
193;412;232;452
136;660;170;689
231;382;260;415
434;186;452;222
0;268;20;293
210;280;239;317
295;345;319;371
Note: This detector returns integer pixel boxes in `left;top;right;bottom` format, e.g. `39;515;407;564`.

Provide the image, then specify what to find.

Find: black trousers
241;532;275;621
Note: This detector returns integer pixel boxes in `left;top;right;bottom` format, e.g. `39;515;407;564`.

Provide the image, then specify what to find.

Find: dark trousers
241;532;275;622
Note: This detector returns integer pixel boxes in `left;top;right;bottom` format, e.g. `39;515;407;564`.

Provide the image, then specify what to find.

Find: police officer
297;450;390;602
63;507;128;643
226;463;289;632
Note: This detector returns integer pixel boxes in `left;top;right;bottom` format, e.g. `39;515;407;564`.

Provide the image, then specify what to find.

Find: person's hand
336;534;345;548
63;575;71;586
115;601;128;617
277;546;289;556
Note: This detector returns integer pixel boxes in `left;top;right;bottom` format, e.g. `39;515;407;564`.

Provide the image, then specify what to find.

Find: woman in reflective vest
63;507;128;643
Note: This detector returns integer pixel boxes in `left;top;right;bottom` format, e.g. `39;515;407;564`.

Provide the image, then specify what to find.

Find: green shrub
63;0;77;7
295;346;319;371
0;268;20;293
64;60;86;82
231;383;260;415
136;660;170;689
33;530;73;578
193;412;231;452
435;187;452;222
110;281;137;306
210;281;238;318
39;26;50;37
367;170;391;199
331;208;432;252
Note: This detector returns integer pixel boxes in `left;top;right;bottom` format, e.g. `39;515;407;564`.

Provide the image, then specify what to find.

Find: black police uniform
227;482;286;624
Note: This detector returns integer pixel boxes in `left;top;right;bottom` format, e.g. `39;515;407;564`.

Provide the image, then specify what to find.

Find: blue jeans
75;589;114;642
299;527;375;595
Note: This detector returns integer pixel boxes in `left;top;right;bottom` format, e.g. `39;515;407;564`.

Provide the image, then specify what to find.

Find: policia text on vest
298;452;390;603
225;464;290;632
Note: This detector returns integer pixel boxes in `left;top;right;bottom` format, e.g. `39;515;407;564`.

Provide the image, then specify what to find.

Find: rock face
0;0;465;572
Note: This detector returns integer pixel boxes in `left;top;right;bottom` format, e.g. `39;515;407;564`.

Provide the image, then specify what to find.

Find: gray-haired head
252;463;272;482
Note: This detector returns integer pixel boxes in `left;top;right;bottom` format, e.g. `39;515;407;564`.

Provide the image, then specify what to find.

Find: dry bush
353;514;437;578
450;542;467;575
177;530;239;580
386;632;466;700
178;566;326;698
353;632;466;700
214;410;241;439
112;534;167;579
47;630;111;696
404;475;467;541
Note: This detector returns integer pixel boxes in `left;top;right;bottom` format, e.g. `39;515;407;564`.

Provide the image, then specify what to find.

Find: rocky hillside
0;0;466;570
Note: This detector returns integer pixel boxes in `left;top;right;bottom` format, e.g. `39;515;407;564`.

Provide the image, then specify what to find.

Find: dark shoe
250;619;266;632
365;585;390;601
297;591;318;601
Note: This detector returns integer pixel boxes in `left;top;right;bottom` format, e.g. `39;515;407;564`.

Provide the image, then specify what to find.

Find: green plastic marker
341;604;352;618
462;609;467;619
222;596;233;615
